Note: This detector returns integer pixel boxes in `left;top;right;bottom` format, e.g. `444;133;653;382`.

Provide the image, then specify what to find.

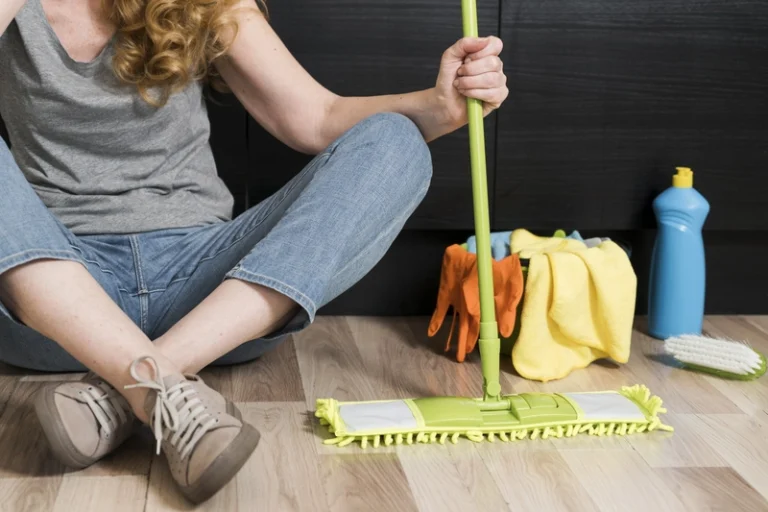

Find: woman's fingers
463;36;504;61
459;55;504;77
454;70;507;91
440;35;508;111
456;86;509;108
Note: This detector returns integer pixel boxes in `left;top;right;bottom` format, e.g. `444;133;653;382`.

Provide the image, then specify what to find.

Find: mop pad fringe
315;385;673;448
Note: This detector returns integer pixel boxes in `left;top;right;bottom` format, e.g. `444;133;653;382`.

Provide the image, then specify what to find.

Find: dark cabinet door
247;0;499;230
0;115;8;146
495;0;768;231
205;88;250;216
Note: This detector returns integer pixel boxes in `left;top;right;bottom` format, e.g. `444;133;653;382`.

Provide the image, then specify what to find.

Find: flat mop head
313;0;676;450
664;334;767;381
316;385;672;448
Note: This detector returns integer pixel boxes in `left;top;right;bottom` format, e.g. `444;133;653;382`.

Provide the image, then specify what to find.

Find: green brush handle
461;0;501;401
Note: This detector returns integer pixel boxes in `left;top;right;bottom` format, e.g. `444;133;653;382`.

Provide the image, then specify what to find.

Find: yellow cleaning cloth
510;230;636;382
509;229;586;259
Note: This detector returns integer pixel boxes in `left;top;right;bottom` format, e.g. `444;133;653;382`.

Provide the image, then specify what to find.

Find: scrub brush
664;334;767;380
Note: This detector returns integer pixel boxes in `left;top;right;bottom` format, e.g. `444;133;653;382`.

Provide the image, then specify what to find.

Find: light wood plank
52;475;147;512
682;371;765;417
1;316;768;512
399;443;509;512
0;477;60;512
0;380;151;479
742;316;768;350
294;317;382;406
295;318;406;455
560;449;687;512
479;446;597;512
234;402;327;512
405;316;488;396
504;353;636;396
627;413;728;468
696;414;768;501
199;336;304;402
404;315;482;368
624;329;742;414
546;435;631;452
0;383;66;478
697;317;768;416
144;452;237;512
0;362;21;418
348;316;483;398
322;453;418;512
659;467;768;512
78;428;154;477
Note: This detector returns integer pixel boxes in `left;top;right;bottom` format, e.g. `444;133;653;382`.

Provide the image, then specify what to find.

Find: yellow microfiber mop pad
511;231;637;382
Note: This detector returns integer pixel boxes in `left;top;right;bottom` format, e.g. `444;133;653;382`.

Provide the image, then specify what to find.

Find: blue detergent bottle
648;167;710;339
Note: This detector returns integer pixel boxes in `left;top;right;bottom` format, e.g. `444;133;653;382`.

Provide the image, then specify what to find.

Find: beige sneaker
34;372;135;469
126;356;261;504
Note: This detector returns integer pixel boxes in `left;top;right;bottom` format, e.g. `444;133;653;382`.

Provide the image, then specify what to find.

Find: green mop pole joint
462;0;501;402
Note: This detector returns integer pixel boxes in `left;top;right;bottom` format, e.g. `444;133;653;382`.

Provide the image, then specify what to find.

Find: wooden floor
1;316;768;512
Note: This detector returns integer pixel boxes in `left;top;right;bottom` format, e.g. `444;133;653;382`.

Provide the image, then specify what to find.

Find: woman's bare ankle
125;389;151;424
121;354;182;425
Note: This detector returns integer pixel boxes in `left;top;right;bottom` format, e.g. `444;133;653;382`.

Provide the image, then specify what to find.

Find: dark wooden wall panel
205;88;250;216
3;0;767;314
494;0;768;232
626;229;768;315
0;116;8;145
247;0;499;230
322;229;768;316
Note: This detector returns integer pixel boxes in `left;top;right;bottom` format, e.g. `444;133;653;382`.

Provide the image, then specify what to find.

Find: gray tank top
0;0;234;235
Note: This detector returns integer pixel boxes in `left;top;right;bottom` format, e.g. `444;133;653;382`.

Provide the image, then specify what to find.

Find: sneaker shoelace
80;379;132;438
125;356;219;459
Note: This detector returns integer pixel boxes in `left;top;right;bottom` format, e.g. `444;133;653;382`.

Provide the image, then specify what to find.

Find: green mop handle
461;0;501;401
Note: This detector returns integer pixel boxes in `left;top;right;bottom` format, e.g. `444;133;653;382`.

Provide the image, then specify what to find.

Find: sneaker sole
34;385;97;469
181;416;262;504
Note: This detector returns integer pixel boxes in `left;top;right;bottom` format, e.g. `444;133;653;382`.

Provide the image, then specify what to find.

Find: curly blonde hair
109;0;262;106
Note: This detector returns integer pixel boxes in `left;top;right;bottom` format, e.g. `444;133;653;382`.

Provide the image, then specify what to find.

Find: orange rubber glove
428;244;475;349
429;245;525;362
459;253;524;360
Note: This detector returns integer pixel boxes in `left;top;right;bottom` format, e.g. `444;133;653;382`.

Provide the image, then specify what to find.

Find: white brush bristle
664;334;763;375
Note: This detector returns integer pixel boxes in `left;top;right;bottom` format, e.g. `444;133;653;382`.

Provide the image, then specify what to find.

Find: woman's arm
214;1;508;154
0;0;26;36
322;36;507;144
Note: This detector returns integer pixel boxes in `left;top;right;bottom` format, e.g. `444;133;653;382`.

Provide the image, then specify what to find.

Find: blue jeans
0;113;432;371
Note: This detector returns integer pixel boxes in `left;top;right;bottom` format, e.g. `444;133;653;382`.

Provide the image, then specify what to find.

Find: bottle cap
673;167;693;188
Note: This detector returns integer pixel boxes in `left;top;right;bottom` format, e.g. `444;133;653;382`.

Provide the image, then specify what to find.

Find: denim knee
0;137;80;277
0;136;15;175
352;112;433;196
